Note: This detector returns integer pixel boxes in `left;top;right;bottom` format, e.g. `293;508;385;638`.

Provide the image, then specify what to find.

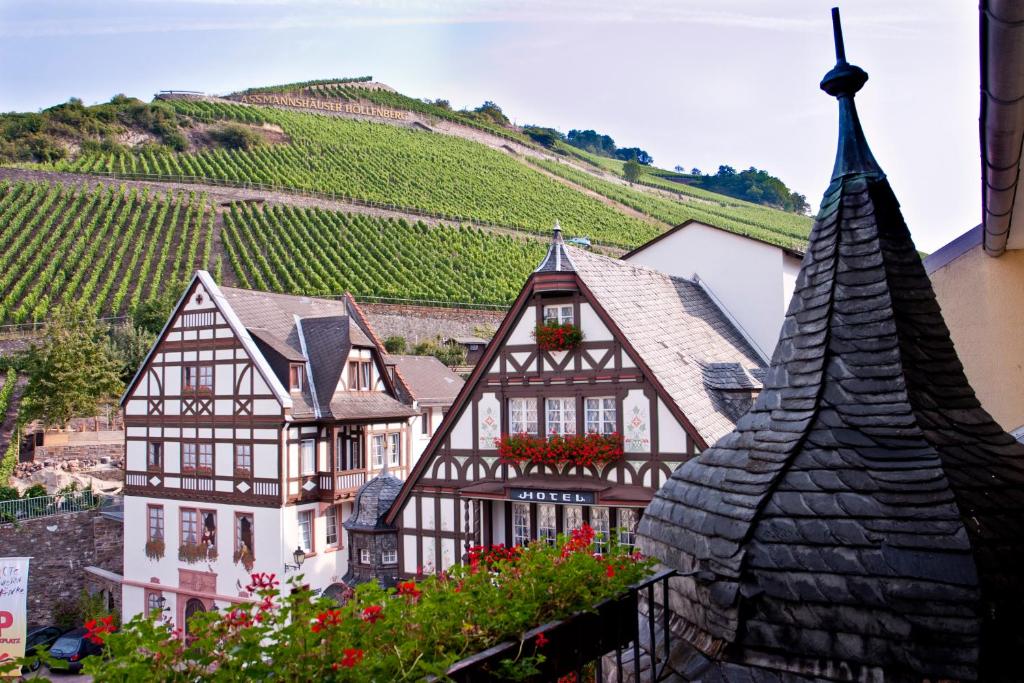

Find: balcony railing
0;490;99;523
319;469;367;499
444;569;678;682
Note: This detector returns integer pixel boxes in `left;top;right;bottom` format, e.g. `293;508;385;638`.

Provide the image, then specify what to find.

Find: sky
0;0;978;252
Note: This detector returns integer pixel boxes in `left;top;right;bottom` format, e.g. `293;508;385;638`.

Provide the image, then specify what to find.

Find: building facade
386;229;767;576
621;219;802;360
119;272;433;629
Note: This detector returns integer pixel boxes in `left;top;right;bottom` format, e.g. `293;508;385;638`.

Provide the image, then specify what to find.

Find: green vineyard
0;180;214;324
222;202;545;305
529;158;811;251
53;100;663;248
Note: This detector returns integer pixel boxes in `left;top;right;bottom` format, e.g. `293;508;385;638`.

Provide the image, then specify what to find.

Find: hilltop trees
623;159;642;183
692;165;809;214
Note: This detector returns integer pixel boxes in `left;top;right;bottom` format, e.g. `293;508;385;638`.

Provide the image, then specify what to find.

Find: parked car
46;627;102;673
22;625;66;672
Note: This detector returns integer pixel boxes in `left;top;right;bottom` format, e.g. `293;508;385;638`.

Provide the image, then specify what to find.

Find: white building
621;219;803;359
118;272;460;630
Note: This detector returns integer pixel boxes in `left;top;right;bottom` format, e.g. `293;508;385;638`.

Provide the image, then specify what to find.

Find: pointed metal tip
831;7;846;64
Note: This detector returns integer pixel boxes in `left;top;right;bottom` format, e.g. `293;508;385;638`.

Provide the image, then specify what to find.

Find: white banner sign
0;557;30;677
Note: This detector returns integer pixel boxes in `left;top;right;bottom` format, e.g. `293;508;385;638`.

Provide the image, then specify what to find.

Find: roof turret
636;9;1024;681
534;220;576;273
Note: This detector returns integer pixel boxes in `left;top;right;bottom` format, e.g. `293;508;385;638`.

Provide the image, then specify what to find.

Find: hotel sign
237;94;410;121
509;488;596;505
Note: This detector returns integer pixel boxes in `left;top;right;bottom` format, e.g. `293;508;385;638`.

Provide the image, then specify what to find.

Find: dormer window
348;360;373;390
289;364;304;392
543;304;574;325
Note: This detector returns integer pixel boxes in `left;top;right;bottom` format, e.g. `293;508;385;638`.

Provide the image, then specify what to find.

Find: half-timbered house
119;271;422;629
385;228;767;576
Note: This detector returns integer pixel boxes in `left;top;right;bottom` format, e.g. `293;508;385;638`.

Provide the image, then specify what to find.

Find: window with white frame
325;506;338;546
618;509;639;549
182;443;197;473
563;505;583;533
372;435;386;467
543;304;574;325
298;510;313;553
300;439;315;475
509;398;538;435
382;549;398;565
235;444;252;475
545;398;576;435
360;548;371;564
198;444;213;473
585;397;616;435
388;433;401;467
146;591;163;617
512;502;531;547
538;504;557;545
591;507;610;554
180;509;199;545
147;505;164;541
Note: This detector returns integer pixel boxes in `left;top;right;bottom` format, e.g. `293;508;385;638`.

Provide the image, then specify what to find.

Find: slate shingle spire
534;220;576;273
637;9;1024;681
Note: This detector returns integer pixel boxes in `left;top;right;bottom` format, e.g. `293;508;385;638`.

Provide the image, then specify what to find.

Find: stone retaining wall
0;509;123;628
33;442;124;462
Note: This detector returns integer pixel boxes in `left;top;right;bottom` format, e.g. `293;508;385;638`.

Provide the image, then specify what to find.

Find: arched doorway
322;582;352;606
184;598;206;636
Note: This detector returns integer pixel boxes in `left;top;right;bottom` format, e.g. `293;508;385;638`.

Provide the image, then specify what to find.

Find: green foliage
0;180;214;324
0;429;18;486
29;527;651;681
622;159;642;183
383;336;407;353
687;165;810;214
241;76;373;95
19;306;124;428
21;483;47;498
522;126;563;148
412;338;466;367
56;100;658;247
0;486;17;501
130;292;179;335
208;123;263;151
107;322;156;382
0;95;190;164
222;202;544;305
51;589;117;632
472;323;497;340
567;129;617;156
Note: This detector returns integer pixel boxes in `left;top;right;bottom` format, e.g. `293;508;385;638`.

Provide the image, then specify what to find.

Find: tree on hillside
674;165;686;173
623;159;642;184
522;126;564;148
108;322;156;382
566;129;616;156
131;294;177;336
614;147;653;165
384;336;407;354
472;101;510;126
20;307;124;428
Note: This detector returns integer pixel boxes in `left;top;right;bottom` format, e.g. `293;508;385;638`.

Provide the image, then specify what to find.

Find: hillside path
0;167;627;256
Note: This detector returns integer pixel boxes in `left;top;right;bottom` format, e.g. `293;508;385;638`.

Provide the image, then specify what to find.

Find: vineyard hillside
0;79;815;326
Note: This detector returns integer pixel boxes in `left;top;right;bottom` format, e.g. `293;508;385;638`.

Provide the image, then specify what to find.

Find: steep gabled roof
389;355;464;405
637;11;1024;681
569;246;764;445
621;218;806;260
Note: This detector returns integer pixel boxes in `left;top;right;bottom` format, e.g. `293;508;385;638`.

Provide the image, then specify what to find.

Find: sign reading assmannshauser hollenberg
0;557;30;677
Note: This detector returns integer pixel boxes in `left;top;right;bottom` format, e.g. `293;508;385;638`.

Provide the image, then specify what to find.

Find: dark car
22;626;66;673
46;627;102;673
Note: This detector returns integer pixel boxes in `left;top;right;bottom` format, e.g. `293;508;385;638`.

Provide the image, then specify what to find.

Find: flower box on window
194;466;214;477
234;467;252;479
233;545;255;572
496;432;624;467
179;541;217;564
533;322;583;352
144;538;165;561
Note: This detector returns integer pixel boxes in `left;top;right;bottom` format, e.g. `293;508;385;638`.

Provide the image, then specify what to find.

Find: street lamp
284;546;307;573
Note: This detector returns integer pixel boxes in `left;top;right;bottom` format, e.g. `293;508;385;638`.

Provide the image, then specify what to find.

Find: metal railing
0;489;99;523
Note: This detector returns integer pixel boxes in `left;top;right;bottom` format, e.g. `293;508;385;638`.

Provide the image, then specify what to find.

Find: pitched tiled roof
329;392;417;421
567;245;765;446
637;13;1024;681
220;286;402;420
389;355;464;405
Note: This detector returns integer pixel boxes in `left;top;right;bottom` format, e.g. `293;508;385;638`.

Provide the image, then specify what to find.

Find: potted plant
496;432;624;467
533;322;583;352
144;538;165;560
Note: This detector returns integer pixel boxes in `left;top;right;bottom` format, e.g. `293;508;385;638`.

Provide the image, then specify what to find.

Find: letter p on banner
0;557;30;677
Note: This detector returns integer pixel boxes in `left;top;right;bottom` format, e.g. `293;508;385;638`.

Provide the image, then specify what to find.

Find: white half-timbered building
386;228;768;576
119;272;462;629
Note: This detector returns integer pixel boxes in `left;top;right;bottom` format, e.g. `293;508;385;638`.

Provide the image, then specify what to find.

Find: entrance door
184;598;206;636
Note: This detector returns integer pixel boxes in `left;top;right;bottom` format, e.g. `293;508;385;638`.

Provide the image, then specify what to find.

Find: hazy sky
0;0;977;251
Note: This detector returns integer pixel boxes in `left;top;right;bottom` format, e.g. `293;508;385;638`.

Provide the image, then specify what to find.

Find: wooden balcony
319;469;367;501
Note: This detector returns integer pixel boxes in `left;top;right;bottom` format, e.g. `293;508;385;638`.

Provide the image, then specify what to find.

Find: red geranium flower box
533;322;583;352
496;432;624;467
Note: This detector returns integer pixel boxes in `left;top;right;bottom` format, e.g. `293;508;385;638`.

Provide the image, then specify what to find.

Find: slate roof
534;221;575;273
344;472;404;531
636;12;1024;682
219;286;404;421
567;245;765;446
389;355;464;405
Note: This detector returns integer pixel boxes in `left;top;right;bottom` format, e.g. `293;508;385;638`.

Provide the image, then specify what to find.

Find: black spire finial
820;7;882;180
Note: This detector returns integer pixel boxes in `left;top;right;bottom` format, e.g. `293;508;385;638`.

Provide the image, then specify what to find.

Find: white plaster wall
450;411;473;450
623;222;788;357
579;303;612;342
507;306;536;346
657;398;689;454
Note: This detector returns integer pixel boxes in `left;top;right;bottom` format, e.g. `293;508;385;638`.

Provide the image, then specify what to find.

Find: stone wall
362;303;505;346
0;509;123;628
33;442;124;462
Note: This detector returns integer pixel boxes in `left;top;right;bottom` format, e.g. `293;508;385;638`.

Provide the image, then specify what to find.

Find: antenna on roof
831;7;846;63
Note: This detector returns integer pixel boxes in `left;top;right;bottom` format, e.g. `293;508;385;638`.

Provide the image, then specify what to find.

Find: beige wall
930;245;1024;431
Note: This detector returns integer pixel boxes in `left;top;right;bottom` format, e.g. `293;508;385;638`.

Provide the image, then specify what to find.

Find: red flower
312;609;344;633
535;631;549;647
606;564;616;579
84;615;116;645
361;605;383;623
397;580;422;602
340;648;364;668
245;572;280;593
